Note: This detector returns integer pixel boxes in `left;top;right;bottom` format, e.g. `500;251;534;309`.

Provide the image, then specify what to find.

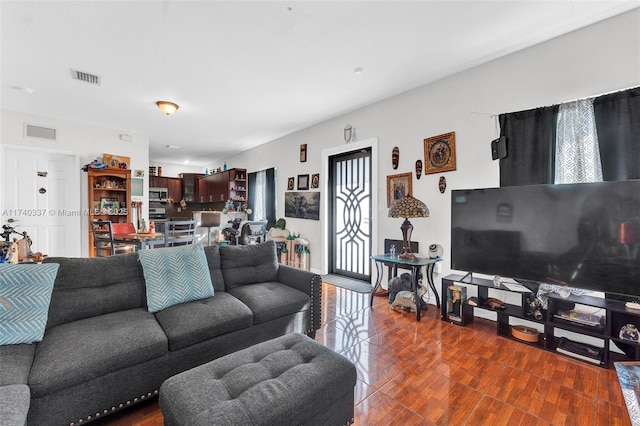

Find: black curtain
264;168;276;229
247;168;277;229
593;87;640;181
498;105;559;186
248;172;256;219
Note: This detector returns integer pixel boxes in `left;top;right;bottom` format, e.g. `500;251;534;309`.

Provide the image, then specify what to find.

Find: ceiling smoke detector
165;144;181;149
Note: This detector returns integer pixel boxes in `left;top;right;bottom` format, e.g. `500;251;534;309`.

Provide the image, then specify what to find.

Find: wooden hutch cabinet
87;169;131;257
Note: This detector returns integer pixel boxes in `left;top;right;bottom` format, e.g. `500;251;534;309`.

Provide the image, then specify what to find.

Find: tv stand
442;274;640;368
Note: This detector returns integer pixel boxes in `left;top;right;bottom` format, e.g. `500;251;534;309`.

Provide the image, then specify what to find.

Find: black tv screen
451;180;640;297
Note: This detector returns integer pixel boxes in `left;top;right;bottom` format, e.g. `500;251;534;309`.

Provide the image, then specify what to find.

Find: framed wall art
424;131;456;174
287;177;295;190
311;173;320;189
297;174;309;190
386;172;412;207
285;191;320;220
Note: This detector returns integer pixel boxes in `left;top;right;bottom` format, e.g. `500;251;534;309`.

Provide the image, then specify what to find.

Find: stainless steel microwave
149;187;168;202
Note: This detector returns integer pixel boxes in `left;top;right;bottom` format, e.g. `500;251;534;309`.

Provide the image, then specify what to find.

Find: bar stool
200;211;221;246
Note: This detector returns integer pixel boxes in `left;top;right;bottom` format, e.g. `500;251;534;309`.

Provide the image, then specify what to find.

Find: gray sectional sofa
0;241;321;426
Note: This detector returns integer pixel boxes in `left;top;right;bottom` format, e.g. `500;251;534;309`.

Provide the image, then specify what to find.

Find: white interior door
1;146;81;257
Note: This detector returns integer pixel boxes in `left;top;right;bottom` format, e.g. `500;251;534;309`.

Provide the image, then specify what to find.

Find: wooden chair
165;220;197;247
91;220;137;256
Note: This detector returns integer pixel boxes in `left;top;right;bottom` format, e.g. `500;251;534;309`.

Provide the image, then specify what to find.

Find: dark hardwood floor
97;283;631;425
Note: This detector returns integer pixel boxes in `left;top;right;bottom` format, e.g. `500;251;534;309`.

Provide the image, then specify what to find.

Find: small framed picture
287;177;295;190
311;173;320;189
386;172;412;207
300;144;307;162
297;174;309;190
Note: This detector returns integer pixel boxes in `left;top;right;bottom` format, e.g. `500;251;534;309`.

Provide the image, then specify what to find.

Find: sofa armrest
276;265;322;333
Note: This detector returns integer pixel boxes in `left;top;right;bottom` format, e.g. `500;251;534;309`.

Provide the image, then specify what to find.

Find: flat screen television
451;180;640;297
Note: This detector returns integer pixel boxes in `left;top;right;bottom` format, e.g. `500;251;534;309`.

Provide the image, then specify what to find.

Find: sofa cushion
29;308;167;397
228;282;310;325
0;263;59;345
139;243;214;313
43;253;147;329
0;384;30;426
220;241;278;290
203;245;225;293
0;344;36;386
154;292;254;351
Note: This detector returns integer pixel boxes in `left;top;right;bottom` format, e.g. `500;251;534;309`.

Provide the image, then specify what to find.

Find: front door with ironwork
329;148;372;281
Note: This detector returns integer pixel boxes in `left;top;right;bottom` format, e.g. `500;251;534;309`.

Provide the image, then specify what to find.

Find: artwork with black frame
285;191;320;220
297;174;309;190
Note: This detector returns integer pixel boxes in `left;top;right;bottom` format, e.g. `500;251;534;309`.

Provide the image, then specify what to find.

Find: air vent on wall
71;69;101;86
24;124;57;141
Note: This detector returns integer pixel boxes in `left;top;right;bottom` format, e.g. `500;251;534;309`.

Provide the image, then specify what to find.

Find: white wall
226;9;640;290
150;161;204;179
0;109;149;256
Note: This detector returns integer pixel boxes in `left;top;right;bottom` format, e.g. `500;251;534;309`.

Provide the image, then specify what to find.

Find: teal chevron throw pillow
0;263;60;345
138;243;214;313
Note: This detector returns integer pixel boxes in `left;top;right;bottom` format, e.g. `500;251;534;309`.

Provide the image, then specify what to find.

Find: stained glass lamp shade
388;195;429;259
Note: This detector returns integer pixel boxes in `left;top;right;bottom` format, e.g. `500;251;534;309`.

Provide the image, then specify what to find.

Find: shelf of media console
442;273;640;367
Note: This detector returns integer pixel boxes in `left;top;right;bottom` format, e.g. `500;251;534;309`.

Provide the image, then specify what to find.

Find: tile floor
98;282;631;425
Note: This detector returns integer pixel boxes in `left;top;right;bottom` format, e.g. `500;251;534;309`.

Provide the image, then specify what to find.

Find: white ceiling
2;1;638;167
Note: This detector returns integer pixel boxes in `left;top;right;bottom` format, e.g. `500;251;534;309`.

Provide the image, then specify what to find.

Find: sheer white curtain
554;98;603;184
254;170;266;220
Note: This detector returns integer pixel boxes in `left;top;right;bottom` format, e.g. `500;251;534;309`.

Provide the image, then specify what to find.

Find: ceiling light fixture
354;67;363;75
156;101;179;115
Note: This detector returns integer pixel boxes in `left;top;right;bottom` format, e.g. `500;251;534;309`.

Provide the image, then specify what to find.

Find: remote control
625;301;640;310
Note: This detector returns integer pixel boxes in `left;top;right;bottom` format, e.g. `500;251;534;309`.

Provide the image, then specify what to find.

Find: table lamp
388;195;429;259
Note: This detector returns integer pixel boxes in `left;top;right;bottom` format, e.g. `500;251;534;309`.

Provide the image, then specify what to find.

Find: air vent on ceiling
71;69;101;86
24;124;57;141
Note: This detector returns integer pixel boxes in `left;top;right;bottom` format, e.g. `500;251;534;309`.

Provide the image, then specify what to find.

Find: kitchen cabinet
88;169;132;257
179;173;204;203
150;176;182;202
198;168;246;203
167;178;182;202
149;176;168;188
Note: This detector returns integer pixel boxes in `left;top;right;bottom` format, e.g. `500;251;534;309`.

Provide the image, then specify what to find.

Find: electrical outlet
177;207;182;212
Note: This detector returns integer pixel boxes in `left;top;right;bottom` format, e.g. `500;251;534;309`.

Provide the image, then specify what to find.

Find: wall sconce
156;101;179;115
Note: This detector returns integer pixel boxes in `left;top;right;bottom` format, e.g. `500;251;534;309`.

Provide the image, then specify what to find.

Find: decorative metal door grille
330;149;371;280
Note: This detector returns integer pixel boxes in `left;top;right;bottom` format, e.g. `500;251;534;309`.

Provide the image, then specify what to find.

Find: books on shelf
556;337;604;365
447;285;466;322
554;309;604;327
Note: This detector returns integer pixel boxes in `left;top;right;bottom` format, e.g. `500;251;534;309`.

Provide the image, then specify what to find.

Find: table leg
413;266;421;321
370;261;383;308
426;263;440;309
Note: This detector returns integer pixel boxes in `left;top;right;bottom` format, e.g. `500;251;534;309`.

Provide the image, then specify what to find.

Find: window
248;168;276;228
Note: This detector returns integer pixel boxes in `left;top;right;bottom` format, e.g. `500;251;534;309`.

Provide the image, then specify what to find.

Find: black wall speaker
491;136;507;160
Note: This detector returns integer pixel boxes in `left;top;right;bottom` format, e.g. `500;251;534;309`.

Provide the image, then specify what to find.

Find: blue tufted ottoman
159;333;357;426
